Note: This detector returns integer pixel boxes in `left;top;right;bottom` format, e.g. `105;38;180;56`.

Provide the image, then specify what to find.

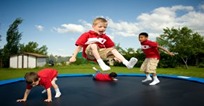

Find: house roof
11;52;48;58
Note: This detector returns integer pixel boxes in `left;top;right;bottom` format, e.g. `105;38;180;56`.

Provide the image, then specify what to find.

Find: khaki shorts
85;44;115;60
140;58;159;73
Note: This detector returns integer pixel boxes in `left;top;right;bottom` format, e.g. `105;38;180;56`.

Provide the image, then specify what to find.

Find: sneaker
42;89;46;94
142;78;152;82
149;79;160;85
55;92;61;98
127;57;138;69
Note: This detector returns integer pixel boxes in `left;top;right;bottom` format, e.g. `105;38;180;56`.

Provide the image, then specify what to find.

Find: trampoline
0;74;204;106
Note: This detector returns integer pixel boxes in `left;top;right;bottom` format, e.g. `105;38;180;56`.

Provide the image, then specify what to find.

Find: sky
0;0;204;56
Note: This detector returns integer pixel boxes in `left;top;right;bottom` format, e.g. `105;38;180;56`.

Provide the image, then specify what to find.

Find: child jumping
69;17;137;71
17;68;61;102
92;67;118;81
138;32;174;85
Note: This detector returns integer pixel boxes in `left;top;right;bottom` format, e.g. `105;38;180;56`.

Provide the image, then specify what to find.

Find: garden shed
10;52;47;68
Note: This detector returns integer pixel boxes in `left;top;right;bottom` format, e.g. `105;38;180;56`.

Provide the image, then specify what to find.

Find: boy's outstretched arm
16;89;31;102
92;67;100;73
69;46;82;63
158;46;174;56
44;88;52;102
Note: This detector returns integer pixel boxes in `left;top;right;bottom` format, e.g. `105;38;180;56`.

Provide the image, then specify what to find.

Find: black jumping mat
0;76;204;106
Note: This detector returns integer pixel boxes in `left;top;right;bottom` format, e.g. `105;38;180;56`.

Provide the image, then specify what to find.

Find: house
10;52;47;68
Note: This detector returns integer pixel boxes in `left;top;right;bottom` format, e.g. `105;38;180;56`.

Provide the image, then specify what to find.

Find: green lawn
0;64;204;80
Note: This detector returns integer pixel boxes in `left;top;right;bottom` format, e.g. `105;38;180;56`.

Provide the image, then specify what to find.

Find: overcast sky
0;0;204;56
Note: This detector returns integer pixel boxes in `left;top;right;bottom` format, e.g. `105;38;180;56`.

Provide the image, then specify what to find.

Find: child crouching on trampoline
92;67;118;81
138;32;174;85
17;68;61;102
69;17;138;71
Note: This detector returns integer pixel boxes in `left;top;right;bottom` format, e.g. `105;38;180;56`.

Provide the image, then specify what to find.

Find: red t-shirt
95;73;113;81
141;40;160;59
75;30;115;59
26;68;58;89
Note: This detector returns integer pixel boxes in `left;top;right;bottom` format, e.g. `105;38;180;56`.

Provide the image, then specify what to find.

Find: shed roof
11;52;48;58
24;52;48;58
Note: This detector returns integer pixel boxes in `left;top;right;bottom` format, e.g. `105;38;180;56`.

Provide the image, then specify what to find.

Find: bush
198;63;204;68
71;57;86;65
158;52;179;68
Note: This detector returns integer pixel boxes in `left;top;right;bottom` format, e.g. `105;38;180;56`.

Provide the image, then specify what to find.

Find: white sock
97;59;103;64
97;59;110;71
122;60;129;66
125;57;138;69
146;74;151;79
55;88;61;98
149;76;160;85
142;74;152;82
55;88;60;93
153;76;159;80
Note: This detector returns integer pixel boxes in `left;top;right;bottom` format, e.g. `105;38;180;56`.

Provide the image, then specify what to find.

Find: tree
115;43;126;55
20;41;48;55
2;18;23;67
0;34;1;43
124;48;137;59
159;27;204;69
190;33;204;66
0;35;2;67
0;35;1;49
0;34;2;53
115;44;136;59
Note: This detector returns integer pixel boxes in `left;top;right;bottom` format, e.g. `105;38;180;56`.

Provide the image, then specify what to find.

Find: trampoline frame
1;74;204;86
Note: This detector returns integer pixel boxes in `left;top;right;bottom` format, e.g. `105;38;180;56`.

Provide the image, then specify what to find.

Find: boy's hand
69;57;76;63
44;98;52;102
113;78;118;81
169;52;175;56
114;57;121;63
16;99;26;102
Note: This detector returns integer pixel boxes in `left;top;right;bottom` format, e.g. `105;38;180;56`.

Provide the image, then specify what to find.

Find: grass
0;64;204;80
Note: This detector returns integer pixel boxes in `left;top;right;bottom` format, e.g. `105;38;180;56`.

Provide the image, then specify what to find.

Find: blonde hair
93;17;108;26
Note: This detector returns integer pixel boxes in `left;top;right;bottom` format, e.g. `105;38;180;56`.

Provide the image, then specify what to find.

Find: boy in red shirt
69;17;137;71
92;67;118;81
139;32;174;85
17;68;61;102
